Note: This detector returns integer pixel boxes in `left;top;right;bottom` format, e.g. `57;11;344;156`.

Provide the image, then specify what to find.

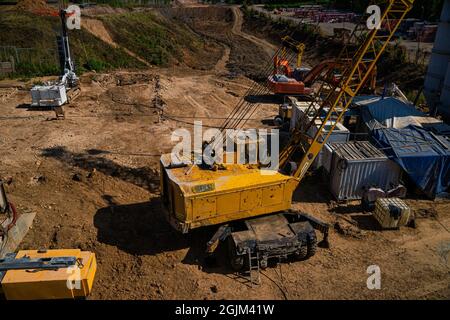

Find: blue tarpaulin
372;126;450;198
353;96;441;130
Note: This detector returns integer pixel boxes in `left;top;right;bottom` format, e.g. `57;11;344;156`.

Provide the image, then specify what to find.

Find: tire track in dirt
214;44;231;72
215;6;276;73
82;18;153;68
230;6;277;58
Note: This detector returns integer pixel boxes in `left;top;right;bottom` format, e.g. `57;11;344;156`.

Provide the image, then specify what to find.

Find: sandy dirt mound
82;18;153;68
82;5;128;17
82;18;117;48
16;0;49;12
163;6;272;79
231;6;277;58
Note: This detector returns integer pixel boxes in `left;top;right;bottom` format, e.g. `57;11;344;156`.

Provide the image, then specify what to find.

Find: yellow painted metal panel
192;197;217;220
240;189;262;211
1;249;97;300
217;192;240;216
160;156;300;231
173;185;186;221
262;184;284;207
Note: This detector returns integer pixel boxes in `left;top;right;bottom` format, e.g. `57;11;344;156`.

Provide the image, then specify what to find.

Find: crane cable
209;48;299;151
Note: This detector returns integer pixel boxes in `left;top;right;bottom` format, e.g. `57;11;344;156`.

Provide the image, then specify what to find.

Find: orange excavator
268;37;377;96
268;56;313;96
267;36;313;96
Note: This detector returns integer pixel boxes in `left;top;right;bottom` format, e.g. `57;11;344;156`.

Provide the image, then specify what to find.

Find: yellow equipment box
0;249;97;300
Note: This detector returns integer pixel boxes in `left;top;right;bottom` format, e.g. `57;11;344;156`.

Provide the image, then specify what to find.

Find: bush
83;59;109;72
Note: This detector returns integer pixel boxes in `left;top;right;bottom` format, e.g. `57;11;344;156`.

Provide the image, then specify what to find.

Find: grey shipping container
322;143;337;174
329;141;402;201
310;121;350;170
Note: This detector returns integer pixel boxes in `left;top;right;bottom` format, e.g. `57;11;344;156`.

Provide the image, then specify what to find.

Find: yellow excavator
160;0;415;279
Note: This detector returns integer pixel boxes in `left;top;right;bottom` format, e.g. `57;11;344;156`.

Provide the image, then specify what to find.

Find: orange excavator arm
32;7;76;18
302;59;338;86
303;59;377;91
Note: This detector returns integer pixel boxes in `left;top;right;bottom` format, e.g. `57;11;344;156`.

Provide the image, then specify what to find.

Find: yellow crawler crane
160;0;415;277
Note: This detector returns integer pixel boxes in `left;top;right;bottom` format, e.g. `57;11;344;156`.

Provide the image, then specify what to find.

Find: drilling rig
30;7;80;110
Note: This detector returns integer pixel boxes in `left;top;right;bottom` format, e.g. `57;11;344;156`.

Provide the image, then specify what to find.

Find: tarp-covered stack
350;95;450;198
353;96;442;131
372;126;450;198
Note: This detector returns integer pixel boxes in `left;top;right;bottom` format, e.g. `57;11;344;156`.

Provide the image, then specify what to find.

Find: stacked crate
373;198;411;229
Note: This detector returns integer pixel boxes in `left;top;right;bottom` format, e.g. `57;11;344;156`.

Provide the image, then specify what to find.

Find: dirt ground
0;4;449;300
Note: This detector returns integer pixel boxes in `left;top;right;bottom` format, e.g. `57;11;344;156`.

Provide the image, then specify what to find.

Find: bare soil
162;6;273;79
0;5;448;300
16;0;49;12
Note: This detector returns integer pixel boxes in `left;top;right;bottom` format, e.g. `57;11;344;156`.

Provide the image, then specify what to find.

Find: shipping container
290;100;350;171
309;120;350;170
329;141;402;201
322;143;337;174
290;101;311;132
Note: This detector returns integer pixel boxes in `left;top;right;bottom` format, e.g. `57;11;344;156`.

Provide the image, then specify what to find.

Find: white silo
424;0;450;119
441;63;450;110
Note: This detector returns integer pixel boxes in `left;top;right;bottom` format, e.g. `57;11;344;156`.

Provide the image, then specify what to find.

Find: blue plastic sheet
372;126;450;198
353;96;426;130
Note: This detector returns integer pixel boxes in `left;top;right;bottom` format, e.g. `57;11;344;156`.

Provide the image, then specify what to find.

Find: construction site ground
0;4;449;300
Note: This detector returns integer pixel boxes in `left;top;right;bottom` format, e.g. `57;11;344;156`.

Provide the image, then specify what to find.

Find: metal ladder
247;250;261;286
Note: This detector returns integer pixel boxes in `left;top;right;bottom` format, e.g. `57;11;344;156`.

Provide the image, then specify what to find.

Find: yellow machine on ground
0;249;97;300
0;182;97;300
160;0;415;278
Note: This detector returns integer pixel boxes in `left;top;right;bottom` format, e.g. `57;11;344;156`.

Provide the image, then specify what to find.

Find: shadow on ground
41;146;160;191
292;173;332;204
351;214;381;231
245;94;283;104
330;203;363;215
16;103;54;111
93;198;233;275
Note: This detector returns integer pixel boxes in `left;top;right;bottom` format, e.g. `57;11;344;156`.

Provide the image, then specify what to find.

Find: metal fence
0;46;59;77
0;46;58;65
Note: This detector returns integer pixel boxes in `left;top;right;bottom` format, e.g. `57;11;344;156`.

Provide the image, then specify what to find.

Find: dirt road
214;5;276;73
231;6;277;58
